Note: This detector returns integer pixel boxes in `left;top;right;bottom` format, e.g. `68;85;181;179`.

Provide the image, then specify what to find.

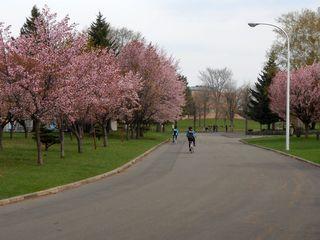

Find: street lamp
248;22;291;151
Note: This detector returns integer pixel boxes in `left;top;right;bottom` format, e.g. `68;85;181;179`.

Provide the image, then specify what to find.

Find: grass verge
244;136;320;164
0;131;168;200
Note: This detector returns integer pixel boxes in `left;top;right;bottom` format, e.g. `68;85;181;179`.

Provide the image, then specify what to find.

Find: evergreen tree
248;52;280;129
179;75;195;117
20;5;41;35
88;12;117;50
183;86;196;117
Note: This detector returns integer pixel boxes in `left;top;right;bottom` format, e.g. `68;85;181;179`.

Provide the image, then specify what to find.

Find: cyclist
172;126;179;143
186;126;196;152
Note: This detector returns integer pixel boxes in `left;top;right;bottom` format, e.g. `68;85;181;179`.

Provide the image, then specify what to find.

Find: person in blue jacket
186;126;196;151
172;126;179;143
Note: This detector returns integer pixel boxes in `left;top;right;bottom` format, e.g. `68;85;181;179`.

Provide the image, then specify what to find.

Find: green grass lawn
178;118;261;132
244;136;320;164
0;131;169;200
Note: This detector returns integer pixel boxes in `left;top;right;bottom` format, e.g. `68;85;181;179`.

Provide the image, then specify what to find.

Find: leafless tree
193;87;210;128
224;80;242;132
110;27;143;53
199;67;232;125
238;83;251;133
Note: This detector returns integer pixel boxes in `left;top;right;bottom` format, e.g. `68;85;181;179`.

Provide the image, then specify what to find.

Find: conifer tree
248;52;279;129
20;5;41;35
88;12;117;50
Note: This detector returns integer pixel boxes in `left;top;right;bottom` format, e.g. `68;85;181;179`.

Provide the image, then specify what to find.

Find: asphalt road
1;134;320;240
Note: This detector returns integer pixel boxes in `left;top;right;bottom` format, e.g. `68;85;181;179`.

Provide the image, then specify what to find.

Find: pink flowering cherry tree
118;41;185;138
269;63;320;137
91;50;141;147
0;23;13;150
7;7;79;164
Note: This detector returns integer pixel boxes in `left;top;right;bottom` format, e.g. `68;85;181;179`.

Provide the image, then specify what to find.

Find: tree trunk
106;119;111;134
102;122;108;147
245;117;248;135
0;125;3;151
71;122;83;153
230;118;234;132
69;131;73;141
135;122;140;139
34;119;43;165
203;103;206;127
126;124;129;140
59;126;65;158
140;125;144;137
23;124;28;138
93;125;97;150
18;120;28;138
214;107;219;125
76;136;83;153
9;120;14;139
156;123;161;132
32;119;36;132
193;114;196;131
130;124;134;139
305;123;309;138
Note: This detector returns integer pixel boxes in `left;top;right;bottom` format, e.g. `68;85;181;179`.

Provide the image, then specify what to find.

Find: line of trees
248;7;320;137
183;67;248;132
0;6;185;164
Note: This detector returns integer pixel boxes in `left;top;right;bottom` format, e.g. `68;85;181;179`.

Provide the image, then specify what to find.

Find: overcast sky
1;0;319;86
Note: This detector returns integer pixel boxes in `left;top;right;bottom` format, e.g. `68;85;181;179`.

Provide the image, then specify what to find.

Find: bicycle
172;134;178;143
188;140;195;153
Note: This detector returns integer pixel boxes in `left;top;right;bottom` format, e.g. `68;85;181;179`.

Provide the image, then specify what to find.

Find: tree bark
305;123;309;138
59;126;65;158
76;136;83;153
125;124;129;140
140;125;144;137
34;119;43;165
21;121;28;139
9;120;14;139
71;122;83;153
93;125;97;150
230;118;234;132
102;122;108;147
156;123;161;132
203;103;207;127
135;122;140;139
0;125;3;150
130;124;134;139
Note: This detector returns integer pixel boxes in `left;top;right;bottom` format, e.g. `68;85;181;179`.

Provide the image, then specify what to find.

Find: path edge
239;139;320;168
0;139;169;207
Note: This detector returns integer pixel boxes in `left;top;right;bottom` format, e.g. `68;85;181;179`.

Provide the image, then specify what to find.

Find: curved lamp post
248;22;291;151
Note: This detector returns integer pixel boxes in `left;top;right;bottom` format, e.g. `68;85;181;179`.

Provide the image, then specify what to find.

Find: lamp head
248;23;259;27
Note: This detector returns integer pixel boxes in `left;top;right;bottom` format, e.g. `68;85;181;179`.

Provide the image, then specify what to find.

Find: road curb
0;139;169;207
239;139;320;168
